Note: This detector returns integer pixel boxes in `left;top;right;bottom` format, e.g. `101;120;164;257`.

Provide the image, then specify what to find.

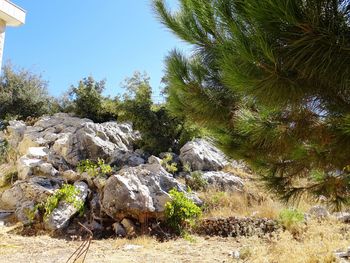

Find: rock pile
0;113;253;238
197;217;280;237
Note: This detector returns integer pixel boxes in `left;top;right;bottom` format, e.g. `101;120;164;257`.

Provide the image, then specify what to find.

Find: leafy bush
186;171;208;191
0;64;55;121
32;184;84;221
164;189;202;234
119;72;201;155
67;76;119;122
161;153;178;174
77;158;112;177
278;208;305;234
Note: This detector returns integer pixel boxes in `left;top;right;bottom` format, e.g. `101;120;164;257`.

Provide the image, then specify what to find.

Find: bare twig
65;222;93;263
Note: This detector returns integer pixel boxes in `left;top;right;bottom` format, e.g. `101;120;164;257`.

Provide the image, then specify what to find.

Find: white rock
45;181;88;230
202;171;244;191
17;156;43;180
121;218;136;236
308;206;330;219
180;139;229;171
0;177;62;210
101;163;201;221
26;147;49;160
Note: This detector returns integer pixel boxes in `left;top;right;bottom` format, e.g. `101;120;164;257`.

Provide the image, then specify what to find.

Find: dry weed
236;218;349;263
199;188;283;219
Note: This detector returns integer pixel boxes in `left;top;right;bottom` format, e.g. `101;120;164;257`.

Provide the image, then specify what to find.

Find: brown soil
0;226;237;263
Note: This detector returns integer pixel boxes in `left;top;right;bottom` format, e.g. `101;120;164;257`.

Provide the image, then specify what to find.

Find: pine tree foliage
154;0;350;210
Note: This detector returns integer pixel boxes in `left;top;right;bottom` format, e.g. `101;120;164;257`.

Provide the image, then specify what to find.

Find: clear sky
4;0;189;101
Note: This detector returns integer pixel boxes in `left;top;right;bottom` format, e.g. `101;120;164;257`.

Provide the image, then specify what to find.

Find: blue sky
4;0;189;101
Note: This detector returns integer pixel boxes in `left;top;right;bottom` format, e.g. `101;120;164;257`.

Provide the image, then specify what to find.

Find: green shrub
164;189;202;234
0;64;54;121
118;72;202;155
34;184;84;220
68;76;119;123
186;171;208;191
77;158;112;177
161;153;178;174
278;208;305;233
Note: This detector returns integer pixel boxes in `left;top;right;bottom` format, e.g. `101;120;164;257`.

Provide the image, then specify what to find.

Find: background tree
119;72;199;154
68;76;118;122
0;63;54;122
154;0;350;210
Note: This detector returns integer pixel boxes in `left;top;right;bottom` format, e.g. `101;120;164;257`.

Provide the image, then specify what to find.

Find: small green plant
77;158;112;177
165;189;202;234
278;208;305;234
35;184;84;220
161;153;178;174
183;162;192;173
186;171;208;191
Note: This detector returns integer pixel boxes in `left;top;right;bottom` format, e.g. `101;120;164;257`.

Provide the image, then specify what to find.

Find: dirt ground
0;227;238;263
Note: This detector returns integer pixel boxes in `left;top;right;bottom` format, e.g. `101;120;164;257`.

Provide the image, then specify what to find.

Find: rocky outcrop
6;113;139;167
101;163;200;222
179;139;229;171
0;114;250;238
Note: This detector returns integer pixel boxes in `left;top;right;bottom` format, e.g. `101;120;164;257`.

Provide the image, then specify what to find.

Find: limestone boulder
0;177;62;210
179;139;229;171
202;171;244;192
5;120;26;147
308;206;330;219
110;149;145;168
15;201;38;225
45;181;89;230
101;163;201;222
333;212;350;223
17;156;58;180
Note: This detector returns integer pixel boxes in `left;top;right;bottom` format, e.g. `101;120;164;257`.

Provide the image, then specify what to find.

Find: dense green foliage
154;0;350;210
119;72;199;154
0;64;55;121
165;189;202;233
77;158;112;177
67;76;119;122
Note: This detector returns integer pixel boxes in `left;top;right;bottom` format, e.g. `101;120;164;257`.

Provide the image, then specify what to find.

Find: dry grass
0;219;348;262
235;218;350;263
199;188;283;219
223;164;253;179
114;235;158;248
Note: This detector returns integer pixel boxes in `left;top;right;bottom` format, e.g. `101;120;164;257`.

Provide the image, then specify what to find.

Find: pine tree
154;0;350;210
